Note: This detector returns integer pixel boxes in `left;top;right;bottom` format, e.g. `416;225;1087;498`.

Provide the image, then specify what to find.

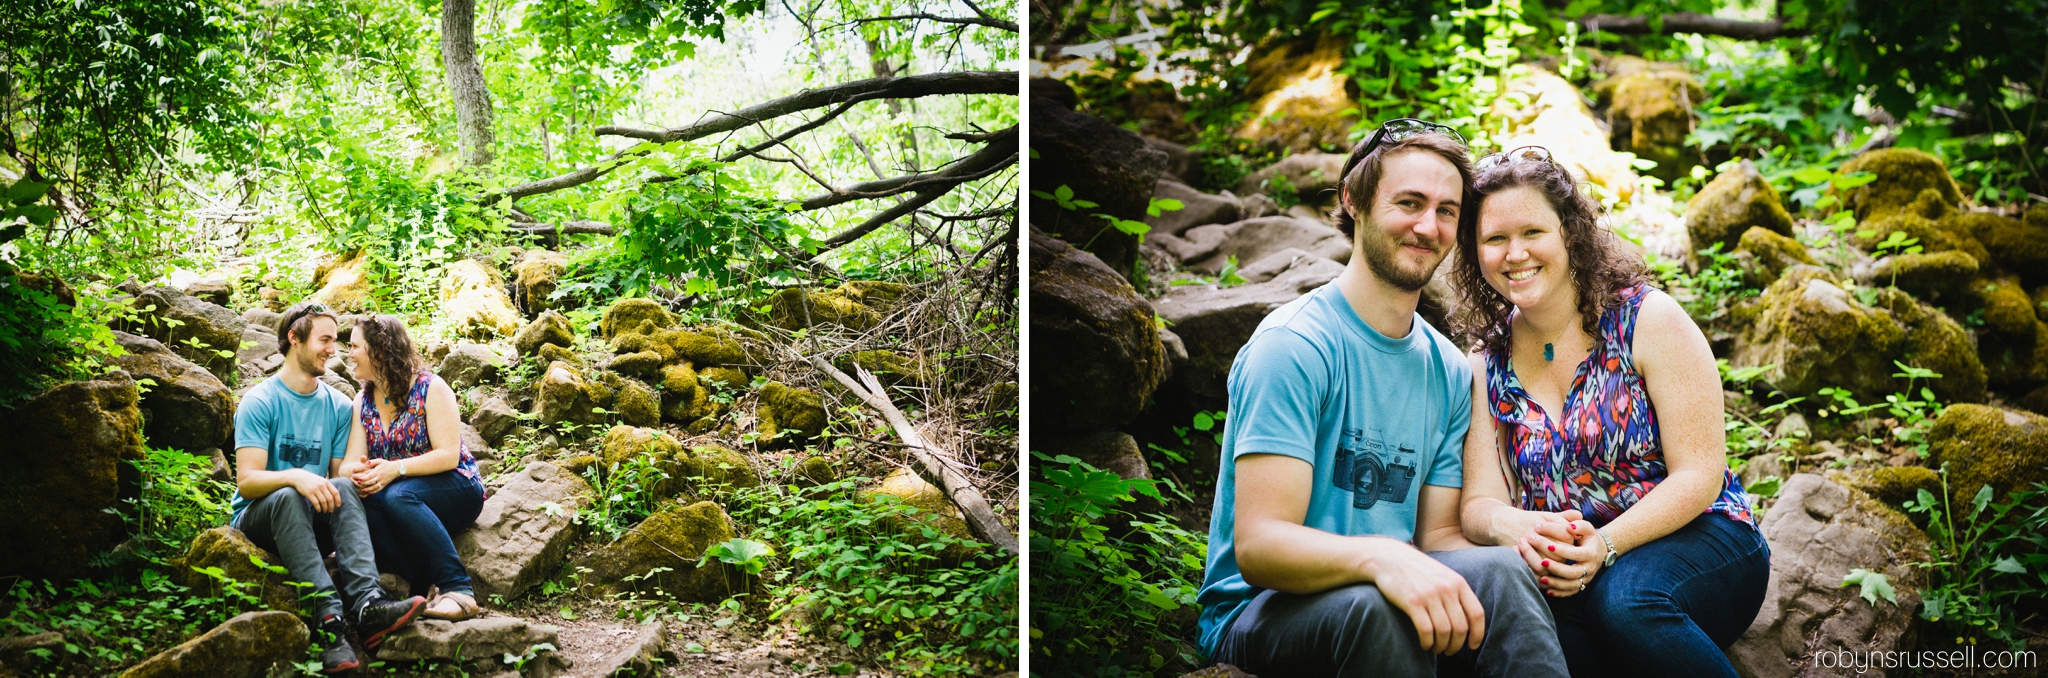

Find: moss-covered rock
1852;209;1981;263
174;527;301;613
860;468;978;564
1978;275;2039;338
1838;147;1964;220
1606;70;1704;182
1929;404;2048;506
1734;226;1815;288
832;350;928;388
310;251;372;313
606;351;664;380
1871;251;1978;299
440;259;524;339
1685;160;1794;256
610;329;675;363
756;381;826;445
763;288;880;331
1729;266;1905;400
1853;466;1943;507
1979;313;2048;388
835;280;908;314
538;342;582;369
1871;289;1987;404
511;249;568;316
118;610;309;678
108;331;234;451
2032;285;2048;323
597;425;684;469
680;445;759;489
662;383;713;424
667;327;747;367
573;501;737;602
793;456;835;487
700;366;748;390
2021;383;2048;416
600;298;673;340
0;371;143;581
659;362;699;398
513;311;575;358
531;361;603;426
1973;213;2048;285
615;378;660;428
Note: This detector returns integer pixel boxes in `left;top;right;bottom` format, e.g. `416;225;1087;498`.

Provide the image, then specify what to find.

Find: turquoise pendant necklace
1544;342;1555;362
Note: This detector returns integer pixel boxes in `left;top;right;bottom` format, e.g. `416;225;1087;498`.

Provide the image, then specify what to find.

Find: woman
1450;147;1768;678
341;315;487;621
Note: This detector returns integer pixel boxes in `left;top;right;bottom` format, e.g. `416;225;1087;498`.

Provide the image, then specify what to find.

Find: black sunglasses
1340;118;1468;182
1476;145;1554;171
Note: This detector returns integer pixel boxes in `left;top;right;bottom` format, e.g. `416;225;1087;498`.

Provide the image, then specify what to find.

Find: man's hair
277;302;339;357
355;314;423;407
1329;132;1478;240
1449;158;1651;358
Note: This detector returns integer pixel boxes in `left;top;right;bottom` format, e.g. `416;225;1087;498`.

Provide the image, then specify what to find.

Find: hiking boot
316;615;360;674
352;594;426;650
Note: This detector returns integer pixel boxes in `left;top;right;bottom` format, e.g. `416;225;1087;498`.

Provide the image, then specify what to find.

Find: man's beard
297;349;326;377
1357;223;1442;292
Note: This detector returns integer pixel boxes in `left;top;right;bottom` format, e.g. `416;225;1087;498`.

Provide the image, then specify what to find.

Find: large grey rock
1030;96;1168;277
1727;474;1926;678
588;621;673;678
1181;217;1351;274
376;618;569;677
471;396;520;446
1029;230;1168;435
241;307;281;333
1728;267;1904;401
0;371;143;582
121;285;248;380
1152;254;1346;399
107;331;235;451
235;326;277;367
454;462;590;600
116;611;307;678
1234;153;1347;203
440;343;508;390
1146;179;1241;237
1039;431;1149;481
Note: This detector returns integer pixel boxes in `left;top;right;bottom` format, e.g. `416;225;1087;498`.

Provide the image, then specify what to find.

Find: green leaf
1143;588;1180;610
1746;475;1782;498
1841;568;1897;606
1054;185;1074;202
1992;556;2026;574
829;662;856;674
1191;412;1215;432
1793;166;1834;185
1832;172;1877;190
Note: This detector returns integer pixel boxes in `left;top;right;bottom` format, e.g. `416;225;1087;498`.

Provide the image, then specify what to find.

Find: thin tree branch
1576;12;1806;40
848;12;1018;32
797;126;1016;211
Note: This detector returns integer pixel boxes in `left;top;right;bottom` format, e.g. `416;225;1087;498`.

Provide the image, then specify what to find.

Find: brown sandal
421;589;480;621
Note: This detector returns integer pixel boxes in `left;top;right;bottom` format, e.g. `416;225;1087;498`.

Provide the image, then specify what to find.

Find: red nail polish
1543;560;1550;567
1540;577;1548;584
1548;544;1556;552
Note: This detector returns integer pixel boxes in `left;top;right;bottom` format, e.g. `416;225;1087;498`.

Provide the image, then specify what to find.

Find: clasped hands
340;458;404;498
1515;509;1606;598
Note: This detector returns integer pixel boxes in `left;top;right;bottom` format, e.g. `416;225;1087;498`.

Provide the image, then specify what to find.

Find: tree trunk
441;0;495;168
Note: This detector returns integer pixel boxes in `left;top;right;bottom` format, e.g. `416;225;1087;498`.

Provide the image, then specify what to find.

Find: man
1196;122;1568;677
231;302;426;673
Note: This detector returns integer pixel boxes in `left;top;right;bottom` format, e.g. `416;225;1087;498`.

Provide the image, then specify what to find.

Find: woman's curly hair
1450;158;1651;358
356;314;424;407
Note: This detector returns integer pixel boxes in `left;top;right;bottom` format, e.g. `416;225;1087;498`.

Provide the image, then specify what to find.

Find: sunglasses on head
1476;145;1554;171
1341;118;1467;181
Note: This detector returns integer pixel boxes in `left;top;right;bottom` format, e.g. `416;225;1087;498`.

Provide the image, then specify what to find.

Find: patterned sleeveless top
361;371;482;488
1484;284;1753;528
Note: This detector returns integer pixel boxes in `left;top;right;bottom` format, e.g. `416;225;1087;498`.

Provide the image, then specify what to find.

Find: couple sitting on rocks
229;301;486;672
1199;119;1769;677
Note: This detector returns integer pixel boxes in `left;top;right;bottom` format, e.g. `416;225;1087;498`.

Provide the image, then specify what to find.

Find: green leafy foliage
121;446;235;563
578;453;675;543
700;538;776;576
1902;465;2048;649
1655;244;1754;322
1;571;274;674
1841;568;1898;606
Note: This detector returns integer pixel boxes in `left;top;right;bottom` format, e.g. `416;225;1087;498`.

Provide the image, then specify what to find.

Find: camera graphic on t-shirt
1332;428;1417;510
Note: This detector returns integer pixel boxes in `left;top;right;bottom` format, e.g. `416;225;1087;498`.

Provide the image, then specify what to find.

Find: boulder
107;331;235;451
1733;227;1816;289
1030;96;1168;277
1152;253;1346;400
574;501;738;602
1232;33;1355;154
1029;230;1168;435
512;311;575;359
442;259;524;339
1845;466;1942;508
241;307;281;334
598;425;685;470
1928;405;2048;506
123;285;249;380
606;350;665;380
793;456;836;487
762;288;879;331
835;280;909;315
1604;70;1704;182
756;381;826;445
1146;180;1242;237
1727;474;1926;678
510;249;568;316
1233;154;1347;207
1728;267;1905;401
309;251;372;313
1868;288;1986;405
183;280;232;308
669;328;747;367
832;350;927;388
588;621;672;678
1837;147;1964;220
235;325;278;369
600;298;674;341
1686;160;1794;256
700;366;748;390
615;377;660;428
0;371;144;581
1868;251;1978;299
538;343;582;369
679;445;759;490
2023;383;2048;416
375;617;568;676
174;527;300;612
453;462;591;600
117;611;307;678
471;396;520;446
1181;216;1351;274
531;361;605;426
1488;64;1642;207
1039;431;1149;481
862;468;976;562
1967;211;2048;285
439;343;507;390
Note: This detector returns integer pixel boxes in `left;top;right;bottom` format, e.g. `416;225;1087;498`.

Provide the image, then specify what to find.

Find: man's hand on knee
1372;547;1486;655
292;469;342;513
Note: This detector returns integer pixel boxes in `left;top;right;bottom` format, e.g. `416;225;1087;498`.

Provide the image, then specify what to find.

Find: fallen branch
1576;12;1806;40
492;71;1015;204
807;356;1018;556
510;220;615;247
850;13;1018;32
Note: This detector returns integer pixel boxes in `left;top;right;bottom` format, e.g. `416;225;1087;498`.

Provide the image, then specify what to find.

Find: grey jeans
232;477;382;621
1213;546;1570;678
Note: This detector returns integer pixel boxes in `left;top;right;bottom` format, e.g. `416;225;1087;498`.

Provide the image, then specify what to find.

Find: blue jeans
361;470;485;596
1548;513;1770;678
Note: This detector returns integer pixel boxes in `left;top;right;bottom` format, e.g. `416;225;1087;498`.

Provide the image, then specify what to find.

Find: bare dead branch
798;126;1016;211
849;12;1018;32
1576;12;1806;40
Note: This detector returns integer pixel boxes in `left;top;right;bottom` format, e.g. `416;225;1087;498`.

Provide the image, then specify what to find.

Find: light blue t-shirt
228;374;356;524
1195;282;1473;657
